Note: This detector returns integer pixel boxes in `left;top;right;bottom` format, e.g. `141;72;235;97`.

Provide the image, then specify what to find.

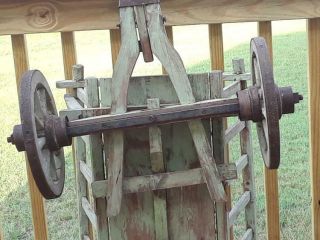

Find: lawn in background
0;31;310;239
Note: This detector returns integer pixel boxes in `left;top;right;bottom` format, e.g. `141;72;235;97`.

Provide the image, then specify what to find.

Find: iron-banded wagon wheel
20;70;65;199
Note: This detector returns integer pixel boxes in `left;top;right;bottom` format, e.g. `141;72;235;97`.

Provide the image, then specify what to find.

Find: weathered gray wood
222;80;241;98
107;7;140;218
82;197;98;230
56;80;85;89
236;154;249;176
228;191;251;227
134;5;153;62
240;228;253;240
60;107;110;121
147;98;168;240
146;3;226;202
232;58;246;74
83;235;91;240
75;137;90;239
77;88;88;106
223;73;251;82
239;78;257;239
210;70;229;240
64;94;83;110
91;164;238;198
225;121;246;144
80;160;93;185
85;77;109;239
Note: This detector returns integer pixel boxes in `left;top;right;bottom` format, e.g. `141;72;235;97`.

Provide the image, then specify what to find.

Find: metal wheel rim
251;37;280;169
20;70;65;199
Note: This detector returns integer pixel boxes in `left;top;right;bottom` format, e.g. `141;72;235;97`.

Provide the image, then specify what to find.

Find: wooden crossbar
228;191;251;227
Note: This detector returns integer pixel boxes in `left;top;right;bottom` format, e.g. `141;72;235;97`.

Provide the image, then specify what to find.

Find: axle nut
7;125;25;152
45;115;71;151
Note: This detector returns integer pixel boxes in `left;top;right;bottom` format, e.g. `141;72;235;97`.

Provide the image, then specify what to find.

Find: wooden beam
308;17;320;240
0;1;319;35
258;21;280;240
11;34;48;240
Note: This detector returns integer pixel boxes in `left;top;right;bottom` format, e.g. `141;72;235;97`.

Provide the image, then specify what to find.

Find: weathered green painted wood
82;197;98;230
101;73;217;238
210;70;229;240
235;155;249;176
222;81;241;98
56;80;84;89
147;98;169;240
107;7;140;218
85;77;109;240
64;94;83;110
91;164;238;198
228;191;251;227
77;88;88;106
237;58;256;239
80;160;93;185
240;229;253;240
225;121;246;144
146;3;226;203
75;137;90;239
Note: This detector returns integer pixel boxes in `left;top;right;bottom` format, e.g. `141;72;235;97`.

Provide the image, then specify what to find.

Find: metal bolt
7;135;13;144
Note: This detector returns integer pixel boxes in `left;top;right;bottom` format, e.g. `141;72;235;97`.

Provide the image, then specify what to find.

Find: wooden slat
147;99;169;240
75;138;91;238
209;23;232;240
308;17;320;240
92;165;238;198
56;80;84;89
83;235;90;240
225;121;246;144
241;229;253;240
81;197;98;230
223;73;251;82
0;1;319;35
80;160;93;184
258;21;280;240
64;94;83;110
222;81;241;98
228;191;251;227
77;88;88;105
85;77;109;239
11;34;48;240
236;154;249;176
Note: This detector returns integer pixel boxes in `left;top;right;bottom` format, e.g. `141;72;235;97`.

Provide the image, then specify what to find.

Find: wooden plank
308;17;320;240
11;34;48;240
235;155;249;176
258;21;280;240
240;229;253;240
80;160;93;185
85;77;109;239
147;3;226;202
75;138;90;239
162;26;173;74
223;73;251;82
81;197;98;230
147;98;168;240
209;23;233;240
222;81;241;98
109;29;121;66
56;80;85;89
228;191;251;227
0;1;319;35
92;165;238;198
77;88;88;106
238;61;257;239
224;121;246;144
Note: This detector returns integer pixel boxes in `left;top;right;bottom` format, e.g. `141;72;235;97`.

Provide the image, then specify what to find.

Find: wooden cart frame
2;1;320;239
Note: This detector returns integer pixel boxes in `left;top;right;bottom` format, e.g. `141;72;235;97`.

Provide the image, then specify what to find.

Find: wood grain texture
61;32;76;84
110;29;121;66
11;34;48;240
308;17;320;240
1;0;320;34
258;21;280;240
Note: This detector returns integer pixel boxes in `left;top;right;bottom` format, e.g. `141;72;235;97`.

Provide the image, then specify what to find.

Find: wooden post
110;29;121;66
11;34;48;240
258;21;280;240
208;23;233;240
307;17;320;240
162;26;173;74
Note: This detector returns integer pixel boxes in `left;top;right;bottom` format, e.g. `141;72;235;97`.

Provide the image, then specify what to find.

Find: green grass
0;31;310;239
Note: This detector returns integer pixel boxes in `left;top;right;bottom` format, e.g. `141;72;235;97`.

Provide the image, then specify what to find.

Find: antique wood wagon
1;0;320;240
